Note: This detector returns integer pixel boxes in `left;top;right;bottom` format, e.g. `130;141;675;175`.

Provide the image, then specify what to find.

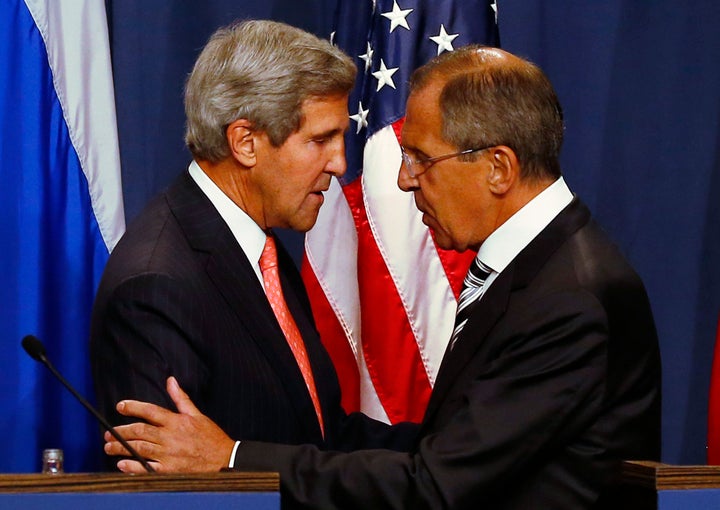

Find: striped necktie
450;258;492;349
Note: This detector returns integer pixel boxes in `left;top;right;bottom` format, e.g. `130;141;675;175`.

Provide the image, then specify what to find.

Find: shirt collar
477;176;573;274
188;160;267;283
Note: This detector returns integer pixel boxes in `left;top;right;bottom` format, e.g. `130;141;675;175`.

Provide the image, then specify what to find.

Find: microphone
22;335;156;473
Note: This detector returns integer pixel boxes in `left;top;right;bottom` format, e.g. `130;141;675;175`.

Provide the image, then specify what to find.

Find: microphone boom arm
22;335;155;473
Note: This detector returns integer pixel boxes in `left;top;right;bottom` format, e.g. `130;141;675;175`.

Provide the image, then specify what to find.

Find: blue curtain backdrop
105;0;720;466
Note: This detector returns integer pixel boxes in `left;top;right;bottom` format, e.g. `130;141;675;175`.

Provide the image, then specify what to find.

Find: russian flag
0;0;124;471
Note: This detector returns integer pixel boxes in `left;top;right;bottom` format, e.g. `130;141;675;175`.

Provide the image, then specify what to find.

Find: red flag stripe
301;256;360;413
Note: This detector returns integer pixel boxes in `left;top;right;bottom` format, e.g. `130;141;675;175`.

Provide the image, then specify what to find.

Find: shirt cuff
228;440;241;468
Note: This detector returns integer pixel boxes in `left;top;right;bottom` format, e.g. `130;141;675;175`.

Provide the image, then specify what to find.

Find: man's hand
104;376;236;473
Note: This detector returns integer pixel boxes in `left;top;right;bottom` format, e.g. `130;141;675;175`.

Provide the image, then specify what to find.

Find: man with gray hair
91;20;413;462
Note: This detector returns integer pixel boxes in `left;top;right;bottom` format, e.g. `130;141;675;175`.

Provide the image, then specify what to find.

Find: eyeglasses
400;145;494;178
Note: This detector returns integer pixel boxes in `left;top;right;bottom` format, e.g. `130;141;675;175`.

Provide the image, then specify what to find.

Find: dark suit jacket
91;172;414;457
232;197;662;510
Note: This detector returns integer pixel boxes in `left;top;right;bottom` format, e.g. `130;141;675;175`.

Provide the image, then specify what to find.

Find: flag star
381;0;413;33
491;0;498;23
350;101;369;134
372;59;399;91
429;24;459;55
358;42;374;73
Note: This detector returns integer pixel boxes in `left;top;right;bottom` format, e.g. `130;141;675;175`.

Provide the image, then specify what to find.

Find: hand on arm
104;376;236;473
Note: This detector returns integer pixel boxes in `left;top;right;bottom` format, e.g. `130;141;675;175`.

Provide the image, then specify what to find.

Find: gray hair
410;45;564;181
185;20;356;162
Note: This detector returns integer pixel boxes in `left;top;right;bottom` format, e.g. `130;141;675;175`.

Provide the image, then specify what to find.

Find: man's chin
289;211;321;233
431;231;472;254
429;229;454;251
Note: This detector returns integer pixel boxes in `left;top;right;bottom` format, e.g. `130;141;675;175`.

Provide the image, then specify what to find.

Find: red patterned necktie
260;235;324;436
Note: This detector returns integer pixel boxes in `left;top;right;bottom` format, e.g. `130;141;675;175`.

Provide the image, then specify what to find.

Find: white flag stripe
362;127;456;386
25;0;125;251
356;333;390;422
305;178;361;353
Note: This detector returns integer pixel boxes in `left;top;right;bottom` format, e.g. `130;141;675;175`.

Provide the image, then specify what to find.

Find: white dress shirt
476;176;574;291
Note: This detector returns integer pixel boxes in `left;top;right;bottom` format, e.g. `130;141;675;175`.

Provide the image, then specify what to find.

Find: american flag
301;0;500;424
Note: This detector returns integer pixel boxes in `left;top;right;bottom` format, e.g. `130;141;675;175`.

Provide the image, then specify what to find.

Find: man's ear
486;145;519;195
226;119;256;167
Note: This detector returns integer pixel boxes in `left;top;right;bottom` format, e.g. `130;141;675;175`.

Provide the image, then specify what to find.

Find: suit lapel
165;172;323;440
425;268;512;422
423;197;592;425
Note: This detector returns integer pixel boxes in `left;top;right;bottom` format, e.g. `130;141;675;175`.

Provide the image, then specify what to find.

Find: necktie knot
463;258;492;289
260;236;278;273
450;258;493;350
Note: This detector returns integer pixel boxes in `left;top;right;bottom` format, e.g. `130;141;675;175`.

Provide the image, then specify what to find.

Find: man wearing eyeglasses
105;46;661;509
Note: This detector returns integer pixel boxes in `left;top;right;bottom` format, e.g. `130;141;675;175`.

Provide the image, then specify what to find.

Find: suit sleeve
91;272;208;428
231;289;609;509
326;410;420;453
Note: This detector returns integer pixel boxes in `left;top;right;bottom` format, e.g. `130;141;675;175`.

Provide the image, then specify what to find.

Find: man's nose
397;157;418;192
326;138;347;177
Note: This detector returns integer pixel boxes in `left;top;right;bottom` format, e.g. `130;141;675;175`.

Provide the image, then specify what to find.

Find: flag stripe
304;177;361;357
301;256;361;413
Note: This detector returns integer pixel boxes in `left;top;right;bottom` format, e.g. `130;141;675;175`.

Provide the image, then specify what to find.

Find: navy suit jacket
91;172;415;456
232;197;662;509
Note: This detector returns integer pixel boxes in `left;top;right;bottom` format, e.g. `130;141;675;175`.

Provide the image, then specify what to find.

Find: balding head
409;46;564;181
